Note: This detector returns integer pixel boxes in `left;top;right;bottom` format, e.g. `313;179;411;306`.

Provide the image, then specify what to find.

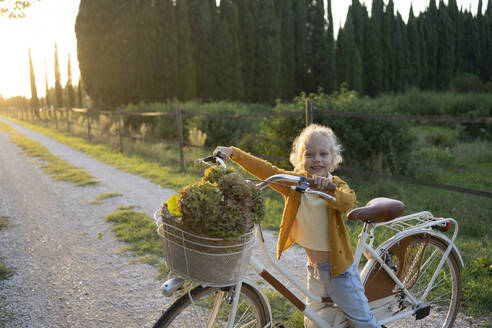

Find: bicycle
152;154;463;328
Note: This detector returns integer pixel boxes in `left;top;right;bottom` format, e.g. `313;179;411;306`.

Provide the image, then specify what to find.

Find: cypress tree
277;0;296;101
325;0;336;93
256;0;281;102
407;6;421;87
394;12;410;92
463;10;481;75
306;0;328;93
44;62;50;108
235;0;257;101
363;0;384;96
76;0;128;108
293;0;308;94
176;0;196;101
381;0;396;91
66;53;75;109
218;0;244;100
424;0;439;89
134;0;162;103
335;27;346;89
418;18;429;89
188;0;216;100
28;48;39;109
344;9;363;93
156;0;178;101
54;43;63;108
477;0;492;82
437;0;455;89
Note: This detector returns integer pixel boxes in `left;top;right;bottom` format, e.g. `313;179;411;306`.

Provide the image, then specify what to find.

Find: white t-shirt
292;193;330;251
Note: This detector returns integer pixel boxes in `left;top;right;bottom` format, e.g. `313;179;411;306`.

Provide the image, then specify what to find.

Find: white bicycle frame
185;159;463;328
223;212;463;328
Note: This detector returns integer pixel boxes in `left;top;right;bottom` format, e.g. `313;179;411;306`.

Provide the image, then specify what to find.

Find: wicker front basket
155;210;255;287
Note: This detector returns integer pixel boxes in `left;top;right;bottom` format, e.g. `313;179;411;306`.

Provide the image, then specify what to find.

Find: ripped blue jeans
306;261;381;328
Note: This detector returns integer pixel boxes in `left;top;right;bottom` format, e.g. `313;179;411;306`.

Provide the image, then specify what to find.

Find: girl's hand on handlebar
310;175;336;193
213;146;233;159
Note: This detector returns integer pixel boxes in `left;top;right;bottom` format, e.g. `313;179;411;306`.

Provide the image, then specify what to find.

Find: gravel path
0;118;484;328
0;118;305;328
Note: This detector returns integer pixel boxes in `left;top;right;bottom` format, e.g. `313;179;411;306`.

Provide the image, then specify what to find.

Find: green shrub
184;101;272;149
450;73;489;93
258;90;414;174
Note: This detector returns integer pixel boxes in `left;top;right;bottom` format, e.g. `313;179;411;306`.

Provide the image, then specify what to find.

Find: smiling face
302;134;334;176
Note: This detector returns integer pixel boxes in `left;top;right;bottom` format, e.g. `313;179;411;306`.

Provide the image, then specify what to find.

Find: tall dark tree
76;0;128;108
277;0;296;100
477;0;492;82
293;0;309;94
66;53;75;108
54;43;63;108
325;0;336;93
394;12;410;92
176;0;196;100
306;0;329;93
234;0;257;101
188;0;216;100
423;0;439;89
381;0;396;91
340;8;363;93
218;0;244;100
28;48;39;109
407;6;421;86
255;0;281;102
436;0;455;89
156;0;178;101
363;0;384;96
44;62;51;108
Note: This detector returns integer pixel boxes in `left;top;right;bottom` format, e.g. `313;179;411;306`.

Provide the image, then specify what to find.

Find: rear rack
371;211;458;246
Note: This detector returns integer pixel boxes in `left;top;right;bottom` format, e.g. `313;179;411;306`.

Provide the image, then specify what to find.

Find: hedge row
118;90;492;174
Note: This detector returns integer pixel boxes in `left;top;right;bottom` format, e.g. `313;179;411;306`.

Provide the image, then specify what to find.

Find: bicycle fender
243;277;273;324
376;230;464;269
359;230;463;302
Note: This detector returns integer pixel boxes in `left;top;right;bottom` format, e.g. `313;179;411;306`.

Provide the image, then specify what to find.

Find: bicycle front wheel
384;234;461;328
153;282;271;328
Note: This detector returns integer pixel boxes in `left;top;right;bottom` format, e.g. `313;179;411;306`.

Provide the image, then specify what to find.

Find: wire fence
2;101;491;198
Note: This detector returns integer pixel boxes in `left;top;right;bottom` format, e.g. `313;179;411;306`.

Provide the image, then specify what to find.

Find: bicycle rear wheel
153;282;271;328
380;234;461;328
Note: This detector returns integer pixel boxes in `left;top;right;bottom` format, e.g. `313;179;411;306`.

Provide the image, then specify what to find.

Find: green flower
165;194;182;216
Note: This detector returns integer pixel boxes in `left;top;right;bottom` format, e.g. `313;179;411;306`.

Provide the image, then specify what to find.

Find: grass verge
89;192;123;204
9;133;100;186
0;216;12;281
0;120;15;133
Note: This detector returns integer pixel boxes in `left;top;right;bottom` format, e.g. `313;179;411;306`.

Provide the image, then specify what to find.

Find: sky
0;0;483;99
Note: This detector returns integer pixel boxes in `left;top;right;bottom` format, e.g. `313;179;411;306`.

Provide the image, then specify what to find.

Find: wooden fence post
54;108;58;130
87;111;92;142
305;99;313;127
117;108;124;153
66;108;71;134
176;104;185;171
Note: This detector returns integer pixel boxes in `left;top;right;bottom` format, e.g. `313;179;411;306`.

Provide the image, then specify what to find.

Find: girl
214;124;382;328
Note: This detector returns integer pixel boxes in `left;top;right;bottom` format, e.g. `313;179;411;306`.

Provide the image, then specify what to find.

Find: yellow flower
166;194;182;216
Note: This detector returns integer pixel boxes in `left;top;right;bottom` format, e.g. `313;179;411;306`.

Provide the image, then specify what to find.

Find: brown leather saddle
347;197;405;223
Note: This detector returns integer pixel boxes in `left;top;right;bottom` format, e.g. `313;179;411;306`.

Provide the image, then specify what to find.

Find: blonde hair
289;124;343;173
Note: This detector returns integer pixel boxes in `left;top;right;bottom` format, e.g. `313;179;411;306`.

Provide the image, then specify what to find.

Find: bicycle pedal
415;304;431;320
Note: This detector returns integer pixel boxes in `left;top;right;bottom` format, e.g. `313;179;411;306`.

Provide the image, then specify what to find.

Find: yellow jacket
230;147;357;277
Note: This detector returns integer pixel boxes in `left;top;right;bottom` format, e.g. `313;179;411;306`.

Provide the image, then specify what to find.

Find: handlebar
197;154;336;202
